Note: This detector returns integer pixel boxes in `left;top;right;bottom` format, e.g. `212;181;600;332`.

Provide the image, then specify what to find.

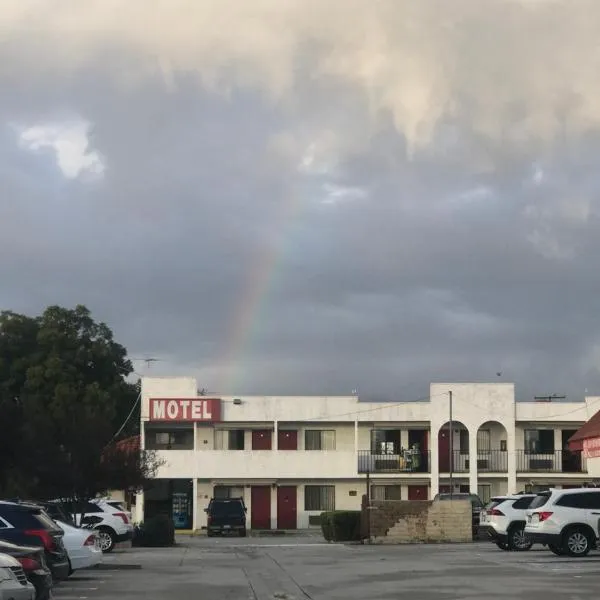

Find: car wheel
563;526;592;557
68;557;73;576
97;527;116;553
495;541;509;551
548;543;565;556
507;524;533;551
239;529;247;538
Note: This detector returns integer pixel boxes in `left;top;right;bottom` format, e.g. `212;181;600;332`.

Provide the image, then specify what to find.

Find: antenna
131;357;163;369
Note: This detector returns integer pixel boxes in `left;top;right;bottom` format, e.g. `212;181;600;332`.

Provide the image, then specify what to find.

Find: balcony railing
357;450;430;474
474;450;508;472
516;450;587;473
438;450;469;473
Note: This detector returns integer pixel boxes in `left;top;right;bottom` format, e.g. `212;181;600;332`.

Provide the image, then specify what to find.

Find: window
304;485;335;511
371;485;402;501
525;430;554;454
528;493;550;509
370;429;401;454
146;428;194;450
305;430;336;450
214;429;245;450
213;486;244;499
512;496;535;510
557;492;600;509
459;430;469;455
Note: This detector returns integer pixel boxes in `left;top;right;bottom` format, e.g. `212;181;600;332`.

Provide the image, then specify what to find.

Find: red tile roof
568;410;600;450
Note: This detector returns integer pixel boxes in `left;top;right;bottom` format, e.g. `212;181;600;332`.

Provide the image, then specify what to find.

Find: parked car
525;487;600;557
50;498;133;553
0;540;52;600
205;498;247;537
433;493;483;536
0;501;69;582
56;520;102;573
0;552;36;600
480;494;537;550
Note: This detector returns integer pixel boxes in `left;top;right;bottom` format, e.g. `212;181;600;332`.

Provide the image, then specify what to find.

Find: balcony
475;450;508;472
357;450;430;474
439;450;469;473
516;450;587;473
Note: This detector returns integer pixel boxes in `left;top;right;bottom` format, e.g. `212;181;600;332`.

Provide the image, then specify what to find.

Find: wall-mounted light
233;398;242;405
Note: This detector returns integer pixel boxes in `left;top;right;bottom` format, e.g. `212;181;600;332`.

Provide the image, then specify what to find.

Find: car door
580;491;600;537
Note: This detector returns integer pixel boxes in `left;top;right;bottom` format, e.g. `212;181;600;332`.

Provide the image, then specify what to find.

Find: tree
0;304;159;502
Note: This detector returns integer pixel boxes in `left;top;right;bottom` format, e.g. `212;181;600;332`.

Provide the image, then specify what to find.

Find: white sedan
56;520;103;573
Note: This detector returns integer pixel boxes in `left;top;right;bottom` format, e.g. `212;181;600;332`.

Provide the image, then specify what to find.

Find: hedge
320;510;362;542
132;514;175;547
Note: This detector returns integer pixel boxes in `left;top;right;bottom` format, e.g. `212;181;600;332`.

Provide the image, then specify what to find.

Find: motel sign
149;398;221;422
583;437;600;459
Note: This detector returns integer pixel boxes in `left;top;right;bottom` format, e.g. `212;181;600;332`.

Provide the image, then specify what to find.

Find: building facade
137;377;600;530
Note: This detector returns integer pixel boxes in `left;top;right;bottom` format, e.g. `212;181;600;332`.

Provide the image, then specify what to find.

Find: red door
277;486;297;529
438;428;451;472
251;486;271;529
277;430;298;450
252;430;272;450
408;485;428;500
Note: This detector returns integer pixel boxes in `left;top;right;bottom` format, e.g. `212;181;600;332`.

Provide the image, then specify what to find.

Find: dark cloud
1;1;600;401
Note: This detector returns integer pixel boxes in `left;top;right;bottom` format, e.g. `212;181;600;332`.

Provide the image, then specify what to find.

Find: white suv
525;488;600;557
55;498;133;553
480;494;537;551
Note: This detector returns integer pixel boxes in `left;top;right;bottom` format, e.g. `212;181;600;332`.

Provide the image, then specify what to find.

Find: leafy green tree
0;304;159;501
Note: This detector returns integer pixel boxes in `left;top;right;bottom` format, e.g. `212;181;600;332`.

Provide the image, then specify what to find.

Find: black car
205;498;247;537
0;539;53;600
433;493;484;536
0;501;70;581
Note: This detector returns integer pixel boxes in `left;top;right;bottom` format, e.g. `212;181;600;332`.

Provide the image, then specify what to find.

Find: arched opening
476;421;508;473
438;421;469;474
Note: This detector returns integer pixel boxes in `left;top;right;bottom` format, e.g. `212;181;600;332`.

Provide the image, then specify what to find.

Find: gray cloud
1;1;600;401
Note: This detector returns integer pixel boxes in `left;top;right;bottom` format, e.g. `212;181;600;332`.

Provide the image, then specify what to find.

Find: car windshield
484;498;504;511
108;502;125;511
210;501;244;516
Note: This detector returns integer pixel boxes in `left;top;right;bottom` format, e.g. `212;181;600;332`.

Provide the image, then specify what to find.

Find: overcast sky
2;0;600;401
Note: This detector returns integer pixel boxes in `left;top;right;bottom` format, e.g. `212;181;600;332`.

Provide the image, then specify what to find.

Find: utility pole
449;390;453;499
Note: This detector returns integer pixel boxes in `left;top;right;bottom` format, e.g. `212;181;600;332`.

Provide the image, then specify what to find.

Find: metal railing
516;450;587;473
474;450;508;472
357;450;430;473
438;450;469;473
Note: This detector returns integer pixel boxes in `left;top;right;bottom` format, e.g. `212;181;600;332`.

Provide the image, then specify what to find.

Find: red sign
149;398;221;422
583;437;600;459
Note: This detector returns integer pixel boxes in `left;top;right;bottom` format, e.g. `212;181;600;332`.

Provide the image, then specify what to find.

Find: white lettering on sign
149;398;221;422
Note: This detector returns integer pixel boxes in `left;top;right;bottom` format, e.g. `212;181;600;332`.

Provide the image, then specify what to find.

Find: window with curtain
304;485;335;511
304;430;336;450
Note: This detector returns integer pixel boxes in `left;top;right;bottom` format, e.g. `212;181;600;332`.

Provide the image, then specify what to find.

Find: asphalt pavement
52;535;600;599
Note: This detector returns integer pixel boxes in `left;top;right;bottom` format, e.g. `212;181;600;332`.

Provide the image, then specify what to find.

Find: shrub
132;514;175;547
320;510;362;542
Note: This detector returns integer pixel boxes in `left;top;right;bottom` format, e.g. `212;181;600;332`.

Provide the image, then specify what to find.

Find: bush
319;510;362;542
132;514;175;547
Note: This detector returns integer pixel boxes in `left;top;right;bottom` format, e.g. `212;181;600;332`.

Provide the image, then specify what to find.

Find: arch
476;420;508;473
438;420;469;473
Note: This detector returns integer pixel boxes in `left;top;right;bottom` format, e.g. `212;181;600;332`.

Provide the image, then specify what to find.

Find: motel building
136;377;600;531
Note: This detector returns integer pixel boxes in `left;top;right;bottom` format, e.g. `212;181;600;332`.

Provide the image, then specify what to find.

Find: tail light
84;535;96;547
113;512;129;524
487;508;505;516
537;511;553;522
17;557;42;571
24;529;56;551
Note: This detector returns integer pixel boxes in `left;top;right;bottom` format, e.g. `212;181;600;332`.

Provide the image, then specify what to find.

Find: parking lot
52;536;600;599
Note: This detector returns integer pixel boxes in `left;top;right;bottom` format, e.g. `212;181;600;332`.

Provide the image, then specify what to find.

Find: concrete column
507;429;517;494
469;429;478;494
430;425;439;497
554;428;563;472
193;422;198;451
192;478;198;530
135;490;144;524
354;420;358;454
274;420;278;450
